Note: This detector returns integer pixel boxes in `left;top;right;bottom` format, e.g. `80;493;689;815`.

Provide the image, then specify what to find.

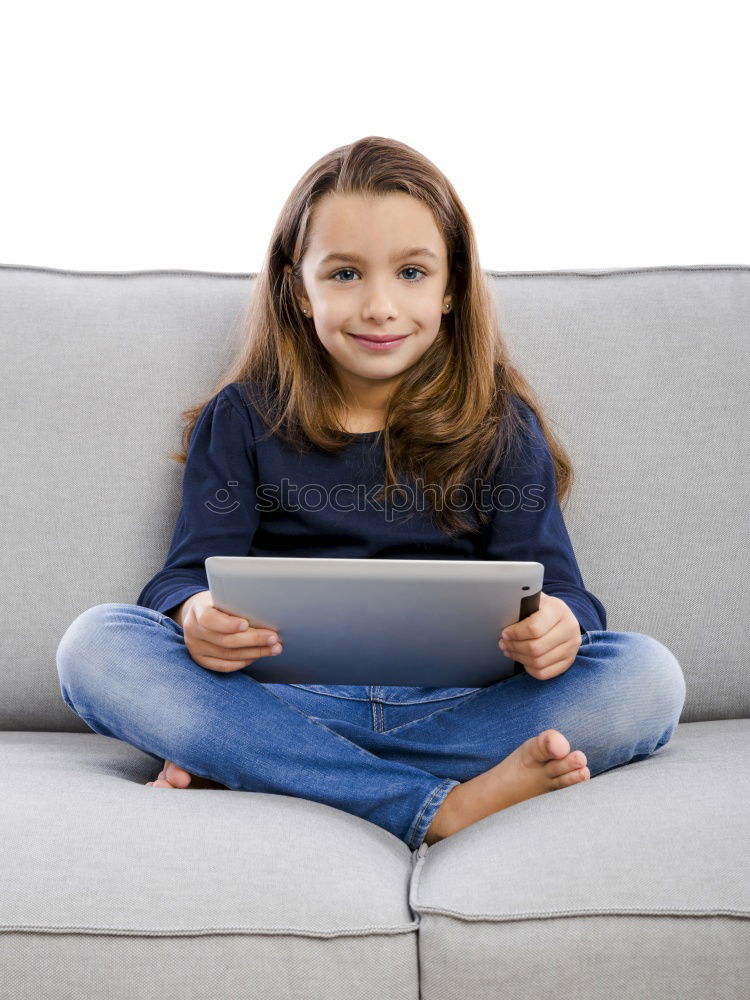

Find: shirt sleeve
136;387;261;617
484;401;607;634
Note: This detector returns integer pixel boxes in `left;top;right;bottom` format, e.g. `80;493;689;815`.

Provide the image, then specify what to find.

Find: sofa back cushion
1;263;747;730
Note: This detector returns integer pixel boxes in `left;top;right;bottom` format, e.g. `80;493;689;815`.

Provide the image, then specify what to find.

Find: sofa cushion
410;719;750;998
0;730;421;999
1;264;748;731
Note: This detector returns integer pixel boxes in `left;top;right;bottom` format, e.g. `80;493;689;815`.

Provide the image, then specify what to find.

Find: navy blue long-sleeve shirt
137;380;606;702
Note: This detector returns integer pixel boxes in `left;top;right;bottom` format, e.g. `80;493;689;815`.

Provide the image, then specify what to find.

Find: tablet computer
205;556;544;688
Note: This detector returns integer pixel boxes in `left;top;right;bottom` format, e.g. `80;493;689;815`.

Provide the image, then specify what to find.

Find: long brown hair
169;135;574;538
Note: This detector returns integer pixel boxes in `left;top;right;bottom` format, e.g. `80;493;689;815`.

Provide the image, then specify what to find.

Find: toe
151;777;176;788
547;750;587;777
537;729;570;761
557;765;589;788
164;762;192;787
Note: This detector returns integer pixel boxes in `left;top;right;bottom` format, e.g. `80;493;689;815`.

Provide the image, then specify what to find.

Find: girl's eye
330;266;427;283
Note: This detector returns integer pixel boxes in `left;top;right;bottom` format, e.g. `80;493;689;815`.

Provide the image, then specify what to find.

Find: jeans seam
381;687;485;736
286;685;371;702
371;700;385;731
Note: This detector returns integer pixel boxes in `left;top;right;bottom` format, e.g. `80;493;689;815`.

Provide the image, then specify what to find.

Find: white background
1;0;747;272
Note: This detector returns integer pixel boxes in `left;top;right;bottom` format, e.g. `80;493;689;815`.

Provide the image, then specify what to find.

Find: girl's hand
498;592;582;681
181;590;283;673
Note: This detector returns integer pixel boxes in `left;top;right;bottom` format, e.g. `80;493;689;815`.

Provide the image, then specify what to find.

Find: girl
56;136;686;850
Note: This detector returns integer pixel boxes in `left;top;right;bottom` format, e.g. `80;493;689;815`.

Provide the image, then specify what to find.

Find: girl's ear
285;264;308;315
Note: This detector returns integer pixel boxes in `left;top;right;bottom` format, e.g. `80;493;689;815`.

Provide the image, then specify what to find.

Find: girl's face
293;191;452;417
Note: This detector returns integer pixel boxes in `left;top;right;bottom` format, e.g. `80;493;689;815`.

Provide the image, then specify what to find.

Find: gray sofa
1;261;748;999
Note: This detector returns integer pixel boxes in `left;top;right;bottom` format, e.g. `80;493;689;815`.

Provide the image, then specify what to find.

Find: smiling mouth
347;333;410;343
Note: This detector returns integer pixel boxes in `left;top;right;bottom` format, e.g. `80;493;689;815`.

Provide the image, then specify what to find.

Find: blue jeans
55;604;687;850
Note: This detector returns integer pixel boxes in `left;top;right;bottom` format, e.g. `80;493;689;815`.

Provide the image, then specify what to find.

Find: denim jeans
55;603;687;850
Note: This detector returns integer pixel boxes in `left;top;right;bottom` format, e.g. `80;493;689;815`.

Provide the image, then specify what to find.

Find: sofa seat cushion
0;731;421;999
410;720;750;999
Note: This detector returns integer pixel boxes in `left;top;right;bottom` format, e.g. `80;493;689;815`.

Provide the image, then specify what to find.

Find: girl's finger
199;655;259;671
528;656;575;680
509;625;578;664
198;640;282;661
539;634;583;671
526;647;568;672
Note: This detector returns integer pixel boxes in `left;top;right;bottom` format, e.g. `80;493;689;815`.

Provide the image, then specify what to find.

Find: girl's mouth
348;333;409;351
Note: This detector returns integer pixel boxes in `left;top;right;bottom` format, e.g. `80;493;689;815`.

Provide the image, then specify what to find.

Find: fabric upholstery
1;262;747;998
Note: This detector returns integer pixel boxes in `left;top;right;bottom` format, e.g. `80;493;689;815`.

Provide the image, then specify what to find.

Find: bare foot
424;729;589;845
146;760;227;790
